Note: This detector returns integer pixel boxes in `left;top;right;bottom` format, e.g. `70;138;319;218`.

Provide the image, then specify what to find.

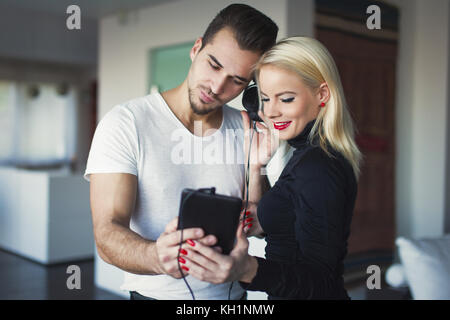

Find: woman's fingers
185;240;225;262
177;240;230;279
257;110;268;125
162;228;204;247
241;111;251;132
255;120;269;131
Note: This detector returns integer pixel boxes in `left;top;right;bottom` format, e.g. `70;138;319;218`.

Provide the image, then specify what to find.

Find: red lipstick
273;121;292;130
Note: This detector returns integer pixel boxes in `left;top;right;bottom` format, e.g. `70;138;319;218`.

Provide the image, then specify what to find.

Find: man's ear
190;37;203;62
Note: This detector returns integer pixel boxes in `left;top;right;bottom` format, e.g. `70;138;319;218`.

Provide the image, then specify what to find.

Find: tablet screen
177;188;242;254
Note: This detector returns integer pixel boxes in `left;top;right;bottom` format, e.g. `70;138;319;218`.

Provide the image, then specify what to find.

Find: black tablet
177;188;242;254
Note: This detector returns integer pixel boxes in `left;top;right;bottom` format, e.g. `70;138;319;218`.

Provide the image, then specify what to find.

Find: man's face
187;27;261;115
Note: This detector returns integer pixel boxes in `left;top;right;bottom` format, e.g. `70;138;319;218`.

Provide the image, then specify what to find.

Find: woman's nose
262;101;281;118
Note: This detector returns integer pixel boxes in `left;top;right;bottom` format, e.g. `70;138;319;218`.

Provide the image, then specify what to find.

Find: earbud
242;83;263;122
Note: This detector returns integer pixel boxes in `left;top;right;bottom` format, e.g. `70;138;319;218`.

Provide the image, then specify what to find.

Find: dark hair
200;4;278;54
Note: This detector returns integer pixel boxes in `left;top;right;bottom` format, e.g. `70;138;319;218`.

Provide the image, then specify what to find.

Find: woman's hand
241;201;264;238
176;223;258;284
157;217;218;278
241;110;279;170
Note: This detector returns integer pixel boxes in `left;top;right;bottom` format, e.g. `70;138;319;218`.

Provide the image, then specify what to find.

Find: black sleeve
240;150;350;299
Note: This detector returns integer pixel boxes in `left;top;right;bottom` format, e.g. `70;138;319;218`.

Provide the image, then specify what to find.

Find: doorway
315;0;399;263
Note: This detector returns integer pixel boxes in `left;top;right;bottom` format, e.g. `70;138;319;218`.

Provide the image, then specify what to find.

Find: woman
176;36;362;299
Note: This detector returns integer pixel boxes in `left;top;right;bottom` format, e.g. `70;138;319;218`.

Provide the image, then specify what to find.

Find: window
0;80;77;168
0;81;14;161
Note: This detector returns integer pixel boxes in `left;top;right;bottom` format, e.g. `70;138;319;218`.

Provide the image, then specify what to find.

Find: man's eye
281;97;295;103
234;80;245;86
209;62;220;70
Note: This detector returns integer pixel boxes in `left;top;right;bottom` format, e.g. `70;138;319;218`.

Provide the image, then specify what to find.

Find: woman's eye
261;98;269;103
281;97;295;103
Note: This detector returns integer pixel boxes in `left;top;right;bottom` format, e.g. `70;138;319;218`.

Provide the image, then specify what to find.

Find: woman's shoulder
290;144;330;169
289;144;354;185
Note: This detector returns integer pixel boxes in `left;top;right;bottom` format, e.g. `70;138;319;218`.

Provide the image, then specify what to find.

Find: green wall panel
148;41;194;93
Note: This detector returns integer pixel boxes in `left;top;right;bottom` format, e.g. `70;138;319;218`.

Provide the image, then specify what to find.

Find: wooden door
316;22;398;256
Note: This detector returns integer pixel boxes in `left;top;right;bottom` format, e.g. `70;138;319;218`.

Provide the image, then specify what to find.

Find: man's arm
90;173;162;275
90;173;208;277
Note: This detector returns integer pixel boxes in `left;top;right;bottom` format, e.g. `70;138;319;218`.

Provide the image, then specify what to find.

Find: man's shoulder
103;93;163;122
117;93;162;114
222;104;243;129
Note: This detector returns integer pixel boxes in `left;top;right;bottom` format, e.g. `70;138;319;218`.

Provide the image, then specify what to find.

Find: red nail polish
186;239;195;247
179;248;188;255
181;266;189;272
178;257;186;264
248;224;253;228
245;217;253;223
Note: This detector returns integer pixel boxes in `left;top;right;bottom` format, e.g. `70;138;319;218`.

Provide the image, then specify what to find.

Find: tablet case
177;188;242;254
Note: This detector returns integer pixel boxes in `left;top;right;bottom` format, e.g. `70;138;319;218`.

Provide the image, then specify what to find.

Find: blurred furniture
0;167;94;264
386;234;450;299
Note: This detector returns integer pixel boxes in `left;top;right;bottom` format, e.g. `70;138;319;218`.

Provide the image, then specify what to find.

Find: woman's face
258;64;322;141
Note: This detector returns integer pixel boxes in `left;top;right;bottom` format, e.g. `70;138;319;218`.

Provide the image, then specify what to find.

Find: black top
240;120;357;299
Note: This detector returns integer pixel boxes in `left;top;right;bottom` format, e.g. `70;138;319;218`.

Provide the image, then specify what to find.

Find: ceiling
0;0;178;19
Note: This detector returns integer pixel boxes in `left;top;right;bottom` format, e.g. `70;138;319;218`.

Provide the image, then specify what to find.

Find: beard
188;87;222;115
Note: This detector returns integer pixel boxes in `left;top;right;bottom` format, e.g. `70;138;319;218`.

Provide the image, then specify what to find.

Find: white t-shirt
84;93;246;299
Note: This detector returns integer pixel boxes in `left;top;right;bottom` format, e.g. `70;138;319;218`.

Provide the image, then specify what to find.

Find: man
84;4;278;300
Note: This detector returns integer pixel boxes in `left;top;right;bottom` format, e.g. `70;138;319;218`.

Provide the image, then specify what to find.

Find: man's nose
211;75;227;96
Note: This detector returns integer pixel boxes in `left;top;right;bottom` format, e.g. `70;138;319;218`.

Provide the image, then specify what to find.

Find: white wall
390;0;415;240
446;4;450;234
389;0;450;239
287;0;314;36
408;0;449;238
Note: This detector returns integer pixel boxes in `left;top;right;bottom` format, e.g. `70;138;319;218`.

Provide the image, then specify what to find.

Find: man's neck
161;81;223;137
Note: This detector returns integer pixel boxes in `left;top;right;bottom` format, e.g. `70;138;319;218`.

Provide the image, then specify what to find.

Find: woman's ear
190;37;203;62
317;82;330;105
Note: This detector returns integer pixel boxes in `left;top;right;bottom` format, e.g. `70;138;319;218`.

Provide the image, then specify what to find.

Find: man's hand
155;217;218;279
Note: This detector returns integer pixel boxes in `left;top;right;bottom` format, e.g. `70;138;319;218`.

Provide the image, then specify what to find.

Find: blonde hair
255;36;362;178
